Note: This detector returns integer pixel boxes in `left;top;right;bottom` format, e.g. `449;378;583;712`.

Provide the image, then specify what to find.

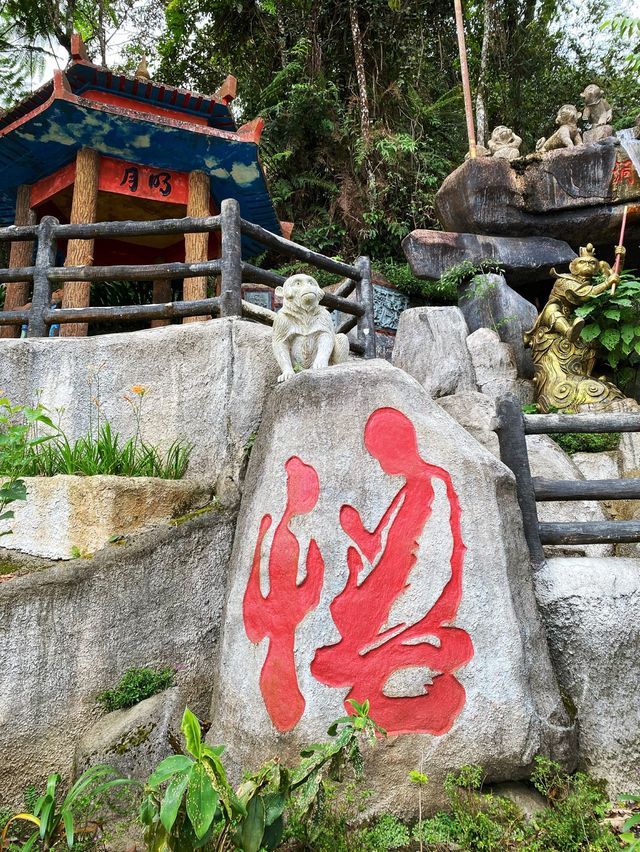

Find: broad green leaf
604;308;621;320
621;324;635;345
62;809;74;848
39;795;55;839
160;768;191;833
181;708;203;759
580;323;600;342
148;754;194;788
186;763;218;839
262;792;286;826
240;795;266;852
262;814;284;850
600;328;620;351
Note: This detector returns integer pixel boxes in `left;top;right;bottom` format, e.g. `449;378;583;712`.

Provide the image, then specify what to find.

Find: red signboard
98;156;190;205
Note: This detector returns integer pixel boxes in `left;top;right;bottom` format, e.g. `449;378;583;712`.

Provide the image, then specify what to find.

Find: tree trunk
1;185;35;338
183;170;210;323
348;1;370;147
475;0;494;149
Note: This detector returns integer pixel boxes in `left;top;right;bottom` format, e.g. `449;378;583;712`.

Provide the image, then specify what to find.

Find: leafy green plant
620;793;640;850
0;397;56;535
443;259;506;305
550;432;620;455
96;666;176;713
0;766;132;851
140;700;384;852
575;270;640;391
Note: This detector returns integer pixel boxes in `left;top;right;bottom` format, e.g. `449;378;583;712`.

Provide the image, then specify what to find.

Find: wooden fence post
495;393;545;566
1;185;35;339
220;198;242;317
27;216;58;338
355;255;376;359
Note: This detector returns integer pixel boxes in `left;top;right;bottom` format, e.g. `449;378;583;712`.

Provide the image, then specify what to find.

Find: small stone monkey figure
272;274;349;383
536;105;582;153
488;125;522;160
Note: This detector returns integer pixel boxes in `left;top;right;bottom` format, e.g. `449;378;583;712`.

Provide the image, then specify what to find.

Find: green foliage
0;391;192;481
576;270;640;391
550;432;621;455
140;700;384;852
0;397;56;536
0;766;133;851
619;793;640;850
442;259;505;305
601;15;640;74
96;666;176;713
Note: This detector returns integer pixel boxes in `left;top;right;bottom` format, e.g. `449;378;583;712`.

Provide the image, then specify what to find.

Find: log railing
495;393;640;565
0;198;376;357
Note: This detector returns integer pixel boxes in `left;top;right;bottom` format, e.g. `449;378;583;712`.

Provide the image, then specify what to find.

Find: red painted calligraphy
243;457;325;732
311;407;473;735
613;158;636;187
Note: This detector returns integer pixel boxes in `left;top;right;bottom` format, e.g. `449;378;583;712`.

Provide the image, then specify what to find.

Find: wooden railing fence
495;393;640;564
0;198;376;357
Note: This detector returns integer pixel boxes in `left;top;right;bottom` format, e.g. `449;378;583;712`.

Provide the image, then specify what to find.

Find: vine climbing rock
209;360;575;813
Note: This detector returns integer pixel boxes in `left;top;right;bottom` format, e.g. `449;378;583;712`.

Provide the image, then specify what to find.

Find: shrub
550;431;621;455
96;666;176;713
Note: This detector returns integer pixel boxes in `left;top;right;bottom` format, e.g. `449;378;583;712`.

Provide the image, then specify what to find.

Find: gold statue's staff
610;204;629;295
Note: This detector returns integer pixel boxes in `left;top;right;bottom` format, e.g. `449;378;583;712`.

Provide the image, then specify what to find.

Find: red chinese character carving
243;456;325;732
613;158;635;187
311;407;473;736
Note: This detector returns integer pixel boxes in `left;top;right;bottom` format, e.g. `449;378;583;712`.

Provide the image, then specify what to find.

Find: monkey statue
271;274;350;383
581;84;613;143
536;105;582;153
487;125;523;161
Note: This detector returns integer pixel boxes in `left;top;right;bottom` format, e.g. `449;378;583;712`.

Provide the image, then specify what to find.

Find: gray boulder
535;557;640;796
436;392;500;458
402;230;576;286
392;307;476;398
75;688;184;781
210;360;573;814
466;328;520;400
459;273;538;379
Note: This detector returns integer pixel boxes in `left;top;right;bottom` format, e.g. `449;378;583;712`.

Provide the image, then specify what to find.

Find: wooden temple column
61;147;100;337
1;185;35;338
183;170;210;322
150;279;172;328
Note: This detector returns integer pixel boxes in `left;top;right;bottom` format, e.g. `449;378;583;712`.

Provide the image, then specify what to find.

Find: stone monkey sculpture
536;105;582;152
272;274;350;383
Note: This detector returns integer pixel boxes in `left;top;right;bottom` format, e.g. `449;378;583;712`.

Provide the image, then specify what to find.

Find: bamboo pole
61;148;100;337
150;278;172;328
1;185;35;338
453;0;477;159
183;170;210;322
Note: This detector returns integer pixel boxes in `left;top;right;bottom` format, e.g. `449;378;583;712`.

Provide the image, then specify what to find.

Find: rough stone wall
0;319;279;488
0;511;236;806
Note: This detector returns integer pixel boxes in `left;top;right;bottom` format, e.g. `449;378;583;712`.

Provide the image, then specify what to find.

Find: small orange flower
130;385;146;396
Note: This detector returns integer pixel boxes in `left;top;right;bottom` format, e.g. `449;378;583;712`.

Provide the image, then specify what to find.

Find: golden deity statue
523;243;626;412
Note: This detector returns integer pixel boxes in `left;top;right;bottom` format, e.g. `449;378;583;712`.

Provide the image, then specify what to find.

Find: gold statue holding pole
524;240;627;413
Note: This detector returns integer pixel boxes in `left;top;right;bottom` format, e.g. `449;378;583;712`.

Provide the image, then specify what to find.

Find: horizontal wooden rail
43;297;221;324
524;412;640;434
0;224;39;242
539;520;640;544
0;309;30;324
337;314;358;335
239;218;361;280
241;263;285;287
533;477;640;501
54;215;222;240
0;266;34;283
48;260;222;283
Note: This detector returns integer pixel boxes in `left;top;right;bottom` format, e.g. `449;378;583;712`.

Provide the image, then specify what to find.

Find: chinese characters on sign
120;166;173;197
612;158;636;188
242;407;474;736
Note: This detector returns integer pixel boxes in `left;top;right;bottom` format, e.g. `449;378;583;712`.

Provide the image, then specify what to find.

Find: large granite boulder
466;328;533;403
436;392;500;458
210;360;573;814
434;141;638;245
392;307;476;398
535;557;640;796
458;273;538;379
402;231;576;285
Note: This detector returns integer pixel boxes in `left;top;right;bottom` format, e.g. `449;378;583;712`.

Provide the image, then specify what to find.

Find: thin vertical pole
27;216;58;338
220;198;242;317
183;170;210;322
355;255;376;359
454;0;477;159
1;185;35;338
495;393;545;566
